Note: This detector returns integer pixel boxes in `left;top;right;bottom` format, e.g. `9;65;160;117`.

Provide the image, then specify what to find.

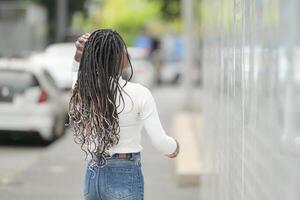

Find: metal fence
200;0;300;199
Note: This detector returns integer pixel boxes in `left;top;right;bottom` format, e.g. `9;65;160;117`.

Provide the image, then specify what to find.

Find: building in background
199;0;300;200
0;1;47;57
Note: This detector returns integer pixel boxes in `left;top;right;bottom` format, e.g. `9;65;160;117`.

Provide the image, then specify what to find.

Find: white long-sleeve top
72;61;177;155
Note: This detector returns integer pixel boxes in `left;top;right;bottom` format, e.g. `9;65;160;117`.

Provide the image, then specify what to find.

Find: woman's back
110;78;176;155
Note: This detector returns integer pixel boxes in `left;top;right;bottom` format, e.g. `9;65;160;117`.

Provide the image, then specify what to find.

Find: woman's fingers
78;36;88;43
75;40;84;51
74;33;90;62
165;152;177;158
83;33;90;39
76;33;90;50
81;33;91;41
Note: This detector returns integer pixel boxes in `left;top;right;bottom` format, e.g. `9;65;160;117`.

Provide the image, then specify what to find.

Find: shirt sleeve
72;60;80;89
139;86;177;155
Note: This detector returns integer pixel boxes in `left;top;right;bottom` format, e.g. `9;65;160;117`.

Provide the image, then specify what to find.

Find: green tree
73;0;162;44
150;0;180;21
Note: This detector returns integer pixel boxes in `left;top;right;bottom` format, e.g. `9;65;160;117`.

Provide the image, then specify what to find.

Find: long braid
68;29;133;166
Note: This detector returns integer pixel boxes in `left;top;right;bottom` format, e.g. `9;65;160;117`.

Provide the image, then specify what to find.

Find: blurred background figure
134;27;153;52
149;37;164;85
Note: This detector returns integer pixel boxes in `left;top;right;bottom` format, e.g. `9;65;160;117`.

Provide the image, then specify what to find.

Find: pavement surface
0;86;201;200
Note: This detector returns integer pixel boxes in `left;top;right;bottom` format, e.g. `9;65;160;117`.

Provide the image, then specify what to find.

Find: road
0;86;201;200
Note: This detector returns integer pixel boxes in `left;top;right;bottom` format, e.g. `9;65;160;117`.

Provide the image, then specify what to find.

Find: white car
30;43;76;90
123;47;155;88
0;59;67;142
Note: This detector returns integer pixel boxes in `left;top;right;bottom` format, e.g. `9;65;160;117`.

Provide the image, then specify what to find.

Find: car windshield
0;70;38;93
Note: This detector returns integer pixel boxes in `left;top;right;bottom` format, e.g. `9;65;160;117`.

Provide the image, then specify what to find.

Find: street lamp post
181;0;194;110
56;0;68;42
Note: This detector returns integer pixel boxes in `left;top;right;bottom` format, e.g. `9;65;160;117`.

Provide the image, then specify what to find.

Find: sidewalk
0;86;200;200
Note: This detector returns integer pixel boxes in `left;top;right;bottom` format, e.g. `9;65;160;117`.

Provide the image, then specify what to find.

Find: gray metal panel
200;0;300;199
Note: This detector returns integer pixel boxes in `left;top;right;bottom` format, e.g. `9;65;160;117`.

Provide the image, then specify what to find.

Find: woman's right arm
72;33;90;89
74;33;90;62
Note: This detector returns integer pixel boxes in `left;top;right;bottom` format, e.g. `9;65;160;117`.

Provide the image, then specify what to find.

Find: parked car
0;59;67;142
30;43;75;91
122;47;155;88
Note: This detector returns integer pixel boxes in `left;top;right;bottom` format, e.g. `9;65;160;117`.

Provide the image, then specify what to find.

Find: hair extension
68;29;133;166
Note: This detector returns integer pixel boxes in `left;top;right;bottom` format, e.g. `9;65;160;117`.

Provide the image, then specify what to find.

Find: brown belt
106;152;140;160
117;153;127;159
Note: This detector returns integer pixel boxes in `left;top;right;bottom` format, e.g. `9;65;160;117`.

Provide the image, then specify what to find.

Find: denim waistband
105;152;141;161
91;152;141;163
88;152;142;177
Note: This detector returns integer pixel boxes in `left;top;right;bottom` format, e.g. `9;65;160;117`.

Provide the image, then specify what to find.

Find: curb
173;112;202;186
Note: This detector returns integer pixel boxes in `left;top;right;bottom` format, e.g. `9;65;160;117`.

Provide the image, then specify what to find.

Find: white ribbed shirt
72;61;177;155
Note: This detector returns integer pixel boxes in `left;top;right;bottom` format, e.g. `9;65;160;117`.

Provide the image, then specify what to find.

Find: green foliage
73;0;162;45
17;0;183;43
150;0;181;20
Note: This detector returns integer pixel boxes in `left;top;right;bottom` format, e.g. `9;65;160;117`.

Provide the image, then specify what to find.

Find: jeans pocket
105;167;134;199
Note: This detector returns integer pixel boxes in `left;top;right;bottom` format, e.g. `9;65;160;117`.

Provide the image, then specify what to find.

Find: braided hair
68;29;133;166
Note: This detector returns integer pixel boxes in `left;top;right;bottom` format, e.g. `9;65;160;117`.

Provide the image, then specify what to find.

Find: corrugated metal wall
200;0;300;200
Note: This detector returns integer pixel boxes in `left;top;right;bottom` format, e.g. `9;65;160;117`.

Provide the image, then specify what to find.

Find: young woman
69;29;179;200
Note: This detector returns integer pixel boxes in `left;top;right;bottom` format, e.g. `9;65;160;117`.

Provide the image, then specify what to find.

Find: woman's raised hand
74;33;90;62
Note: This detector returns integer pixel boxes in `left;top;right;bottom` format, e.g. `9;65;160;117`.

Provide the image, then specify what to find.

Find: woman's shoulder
124;81;152;100
134;82;152;97
124;80;149;92
121;78;153;100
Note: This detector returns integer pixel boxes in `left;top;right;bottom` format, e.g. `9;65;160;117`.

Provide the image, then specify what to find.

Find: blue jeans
84;153;144;200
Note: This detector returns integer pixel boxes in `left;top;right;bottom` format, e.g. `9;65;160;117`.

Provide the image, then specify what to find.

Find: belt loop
129;153;134;161
132;152;140;160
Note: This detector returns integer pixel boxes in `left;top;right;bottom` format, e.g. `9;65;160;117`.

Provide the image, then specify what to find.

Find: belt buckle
118;153;127;159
